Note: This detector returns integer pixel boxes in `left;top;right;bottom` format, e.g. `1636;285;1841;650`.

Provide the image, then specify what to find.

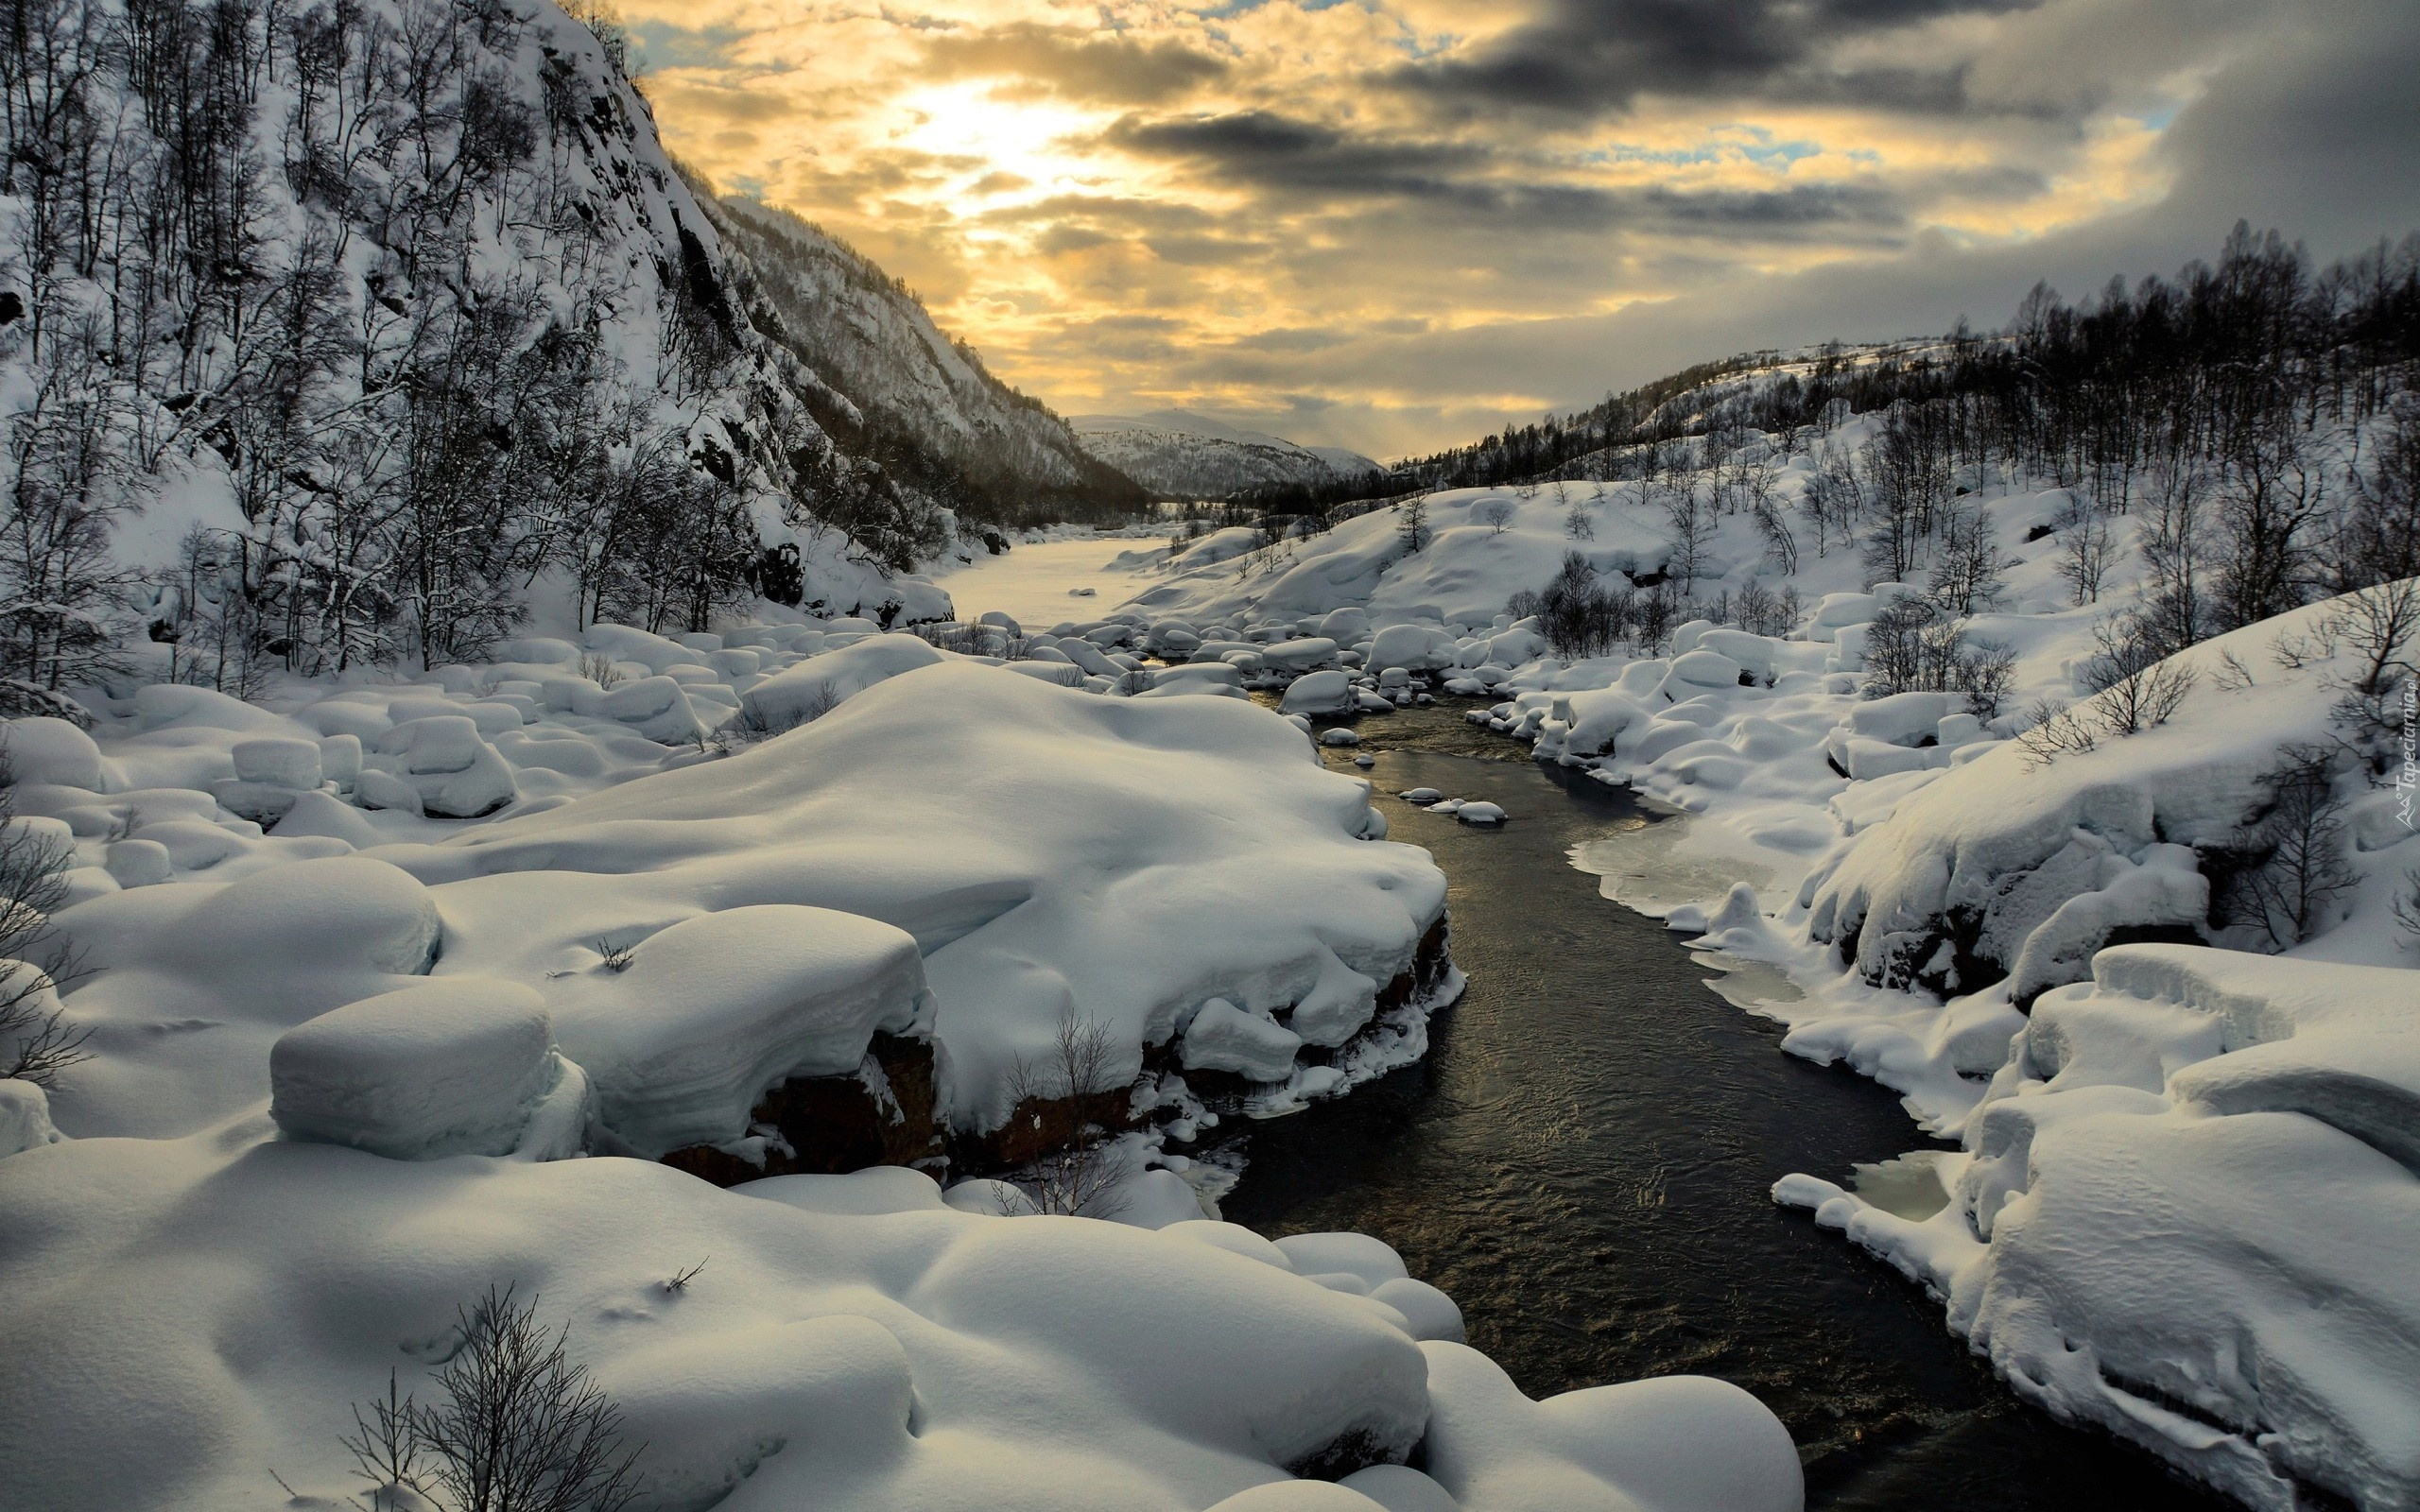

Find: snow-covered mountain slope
703;196;1146;525
0;0;1141;697
1072;410;1379;500
0;617;1804;1512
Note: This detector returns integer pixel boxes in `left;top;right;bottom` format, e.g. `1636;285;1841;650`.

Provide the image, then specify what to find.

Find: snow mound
1803;592;2402;1000
1779;945;2420;1512
388;661;1445;1133
540;905;929;1158
270;979;588;1160
0;1135;1794;1512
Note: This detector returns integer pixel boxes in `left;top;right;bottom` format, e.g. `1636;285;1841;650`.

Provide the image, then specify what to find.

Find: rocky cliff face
701;196;1145;528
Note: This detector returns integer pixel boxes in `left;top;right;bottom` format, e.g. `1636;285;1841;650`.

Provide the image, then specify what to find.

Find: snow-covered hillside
704;197;1146;525
1072;410;1380;500
0;0;1144;704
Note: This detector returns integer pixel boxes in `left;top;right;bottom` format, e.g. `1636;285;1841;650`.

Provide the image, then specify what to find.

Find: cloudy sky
624;0;2420;459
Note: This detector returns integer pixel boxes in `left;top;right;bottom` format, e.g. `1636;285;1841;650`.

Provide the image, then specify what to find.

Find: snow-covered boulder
1367;625;1456;674
738;632;945;730
1281;670;1357;717
2;717;112;792
0;1078;62;1158
45;856;445;1139
269;979;587;1160
1803;593;2394;997
367;715;518;818
386;662;1446;1136
1420;1347;1802;1512
538;906;930;1158
1795;945;2420;1512
1659;648;1744;695
1264;636;1341;672
597;675;704;744
1318;607;1372;644
1182;998;1305;1082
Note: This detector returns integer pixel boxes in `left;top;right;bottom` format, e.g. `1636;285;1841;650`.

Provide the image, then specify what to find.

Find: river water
1218;702;2226;1511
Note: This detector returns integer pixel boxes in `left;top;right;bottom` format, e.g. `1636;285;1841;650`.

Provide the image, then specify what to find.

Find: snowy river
1218;704;2229;1511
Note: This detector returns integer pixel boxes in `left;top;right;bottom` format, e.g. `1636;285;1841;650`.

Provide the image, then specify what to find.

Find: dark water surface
1219;703;2225;1511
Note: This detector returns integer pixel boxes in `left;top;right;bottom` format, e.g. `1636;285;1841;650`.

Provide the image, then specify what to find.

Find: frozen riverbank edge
1072;451;2416;1512
0;617;1808;1512
1440;596;2420;1512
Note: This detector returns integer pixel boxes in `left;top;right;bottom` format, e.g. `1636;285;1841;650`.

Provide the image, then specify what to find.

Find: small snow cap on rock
270;979;578;1160
1455;801;1506;825
0;1077;64;1158
1181;998;1303;1083
1282;670;1356;717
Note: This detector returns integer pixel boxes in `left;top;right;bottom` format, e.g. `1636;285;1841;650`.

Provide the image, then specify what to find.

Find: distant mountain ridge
700;195;1145;526
1069;409;1379;500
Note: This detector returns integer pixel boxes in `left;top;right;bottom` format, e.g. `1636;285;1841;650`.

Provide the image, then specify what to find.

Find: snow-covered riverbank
0;610;1804;1512
1063;453;2418;1511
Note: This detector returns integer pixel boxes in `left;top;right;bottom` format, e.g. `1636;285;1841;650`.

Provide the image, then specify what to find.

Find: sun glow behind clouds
622;0;2252;456
892;84;1121;217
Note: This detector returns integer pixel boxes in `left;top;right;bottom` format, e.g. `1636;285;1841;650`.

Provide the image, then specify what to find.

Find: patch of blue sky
1584;126;1824;169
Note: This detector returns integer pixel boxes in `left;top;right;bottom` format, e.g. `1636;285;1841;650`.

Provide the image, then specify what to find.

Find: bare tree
2054;496;2118;606
2136;460;2215;654
1664;482;1715;593
2229;747;2357;949
0;760;88;1088
1928;496;2010;614
1479;498;1513;535
1861;599;2015;715
344;1285;643;1512
1001;1013;1129;1219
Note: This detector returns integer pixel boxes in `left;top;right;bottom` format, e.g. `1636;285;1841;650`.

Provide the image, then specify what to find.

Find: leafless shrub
579;653;626;690
2014;696;2101;770
2082;620;2197;735
342;1285;643;1512
2055;496;2119;605
0;765;89;1089
1002;1014;1129;1219
2227;746;2358;949
2393;871;2420;952
1479;498;1514;534
2321;577;2420;737
1861;599;2015;716
660;1258;708;1294
593;939;634;972
725;682;838;747
2212;648;2257;692
1732;579;1801;639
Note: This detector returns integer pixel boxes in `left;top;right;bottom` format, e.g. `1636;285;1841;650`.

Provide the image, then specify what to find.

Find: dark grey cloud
1389;0;2047;119
924;23;1226;105
1104;111;1913;236
1218;0;2420;456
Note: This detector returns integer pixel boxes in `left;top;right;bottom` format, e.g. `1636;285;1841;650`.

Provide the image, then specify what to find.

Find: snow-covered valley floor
932;534;1167;628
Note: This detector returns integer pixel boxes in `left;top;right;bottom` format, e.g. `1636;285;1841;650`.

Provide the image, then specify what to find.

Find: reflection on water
1217;701;2222;1511
1849;1151;1957;1223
